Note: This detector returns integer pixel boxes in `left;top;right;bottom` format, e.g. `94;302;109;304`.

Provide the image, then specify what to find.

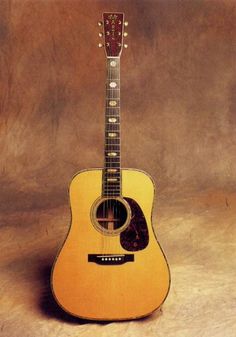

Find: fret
103;185;120;188
106;84;120;88
105;117;120;120
105;140;120;142
105;157;120;159
103;190;121;192
103;187;121;190
105;165;120;167
105;111;120;114
105;156;120;158
105;127;120;131
103;193;121;196
105;163;120;165
105;149;120;151
105;160;120;163
105;143;120;145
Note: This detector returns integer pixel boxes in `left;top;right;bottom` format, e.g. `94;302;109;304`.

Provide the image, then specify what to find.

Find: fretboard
102;58;121;197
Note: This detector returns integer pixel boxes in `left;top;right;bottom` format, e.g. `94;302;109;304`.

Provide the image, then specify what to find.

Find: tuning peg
98;21;103;26
124;21;128;27
124;44;128;48
123;32;128;37
98;32;103;37
98;43;103;48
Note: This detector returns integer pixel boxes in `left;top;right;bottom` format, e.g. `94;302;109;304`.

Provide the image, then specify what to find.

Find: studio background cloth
0;1;235;337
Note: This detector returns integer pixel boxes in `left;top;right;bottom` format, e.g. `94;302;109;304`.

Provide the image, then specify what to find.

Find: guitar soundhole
94;198;130;234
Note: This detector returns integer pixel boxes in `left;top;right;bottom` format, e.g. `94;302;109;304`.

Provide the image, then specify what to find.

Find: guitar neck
99;12;127;197
102;57;121;197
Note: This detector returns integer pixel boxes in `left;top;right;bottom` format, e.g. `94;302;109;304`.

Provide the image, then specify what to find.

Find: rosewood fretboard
102;58;121;197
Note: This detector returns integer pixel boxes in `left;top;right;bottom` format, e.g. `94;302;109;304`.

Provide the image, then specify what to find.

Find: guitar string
107;57;112;256
117;57;120;251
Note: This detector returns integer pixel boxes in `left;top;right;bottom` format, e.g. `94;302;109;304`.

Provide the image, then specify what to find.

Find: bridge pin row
101;257;122;261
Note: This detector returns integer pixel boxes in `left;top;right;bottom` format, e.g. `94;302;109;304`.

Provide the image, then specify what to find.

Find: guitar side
51;168;171;321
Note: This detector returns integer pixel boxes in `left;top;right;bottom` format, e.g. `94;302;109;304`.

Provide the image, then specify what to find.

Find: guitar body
51;169;170;321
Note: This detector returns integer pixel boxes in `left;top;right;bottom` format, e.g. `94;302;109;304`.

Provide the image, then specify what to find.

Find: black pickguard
120;197;149;251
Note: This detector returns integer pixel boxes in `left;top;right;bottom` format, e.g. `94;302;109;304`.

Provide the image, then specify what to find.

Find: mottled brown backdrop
1;1;236;337
1;0;235;213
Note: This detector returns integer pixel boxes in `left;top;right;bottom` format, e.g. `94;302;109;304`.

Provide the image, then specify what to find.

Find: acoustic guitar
51;12;170;321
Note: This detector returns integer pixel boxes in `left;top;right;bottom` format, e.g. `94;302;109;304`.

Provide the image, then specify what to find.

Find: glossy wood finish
51;169;170;320
1;189;236;336
120;197;149;251
102;13;124;57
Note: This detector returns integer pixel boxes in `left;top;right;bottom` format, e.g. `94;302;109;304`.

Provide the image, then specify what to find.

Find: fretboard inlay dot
107;178;118;182
109;101;117;107
108;118;117;122
108;132;117;137
110;61;117;67
107;152;117;157
109;82;117;88
107;168;118;173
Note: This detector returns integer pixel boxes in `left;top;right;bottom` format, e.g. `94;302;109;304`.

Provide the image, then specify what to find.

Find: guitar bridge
88;254;134;265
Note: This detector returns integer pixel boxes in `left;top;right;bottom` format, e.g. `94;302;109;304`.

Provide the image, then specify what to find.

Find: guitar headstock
98;13;128;57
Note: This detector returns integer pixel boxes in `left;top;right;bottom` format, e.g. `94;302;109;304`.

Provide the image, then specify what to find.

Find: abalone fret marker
108;132;117;137
107;178;118;182
107;152;117;157
109;101;117;106
109;82;117;88
107;168;118;173
110;60;117;67
108;118;117;122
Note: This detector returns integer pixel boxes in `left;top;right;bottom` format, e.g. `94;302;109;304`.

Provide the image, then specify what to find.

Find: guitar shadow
38;264;158;325
39;264;90;324
39;257;163;324
39;264;119;325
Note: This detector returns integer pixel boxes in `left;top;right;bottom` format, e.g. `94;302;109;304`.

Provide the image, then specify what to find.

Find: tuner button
123;32;128;37
98;21;103;26
124;44;128;48
98;32;103;37
98;43;103;48
124;21;129;27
